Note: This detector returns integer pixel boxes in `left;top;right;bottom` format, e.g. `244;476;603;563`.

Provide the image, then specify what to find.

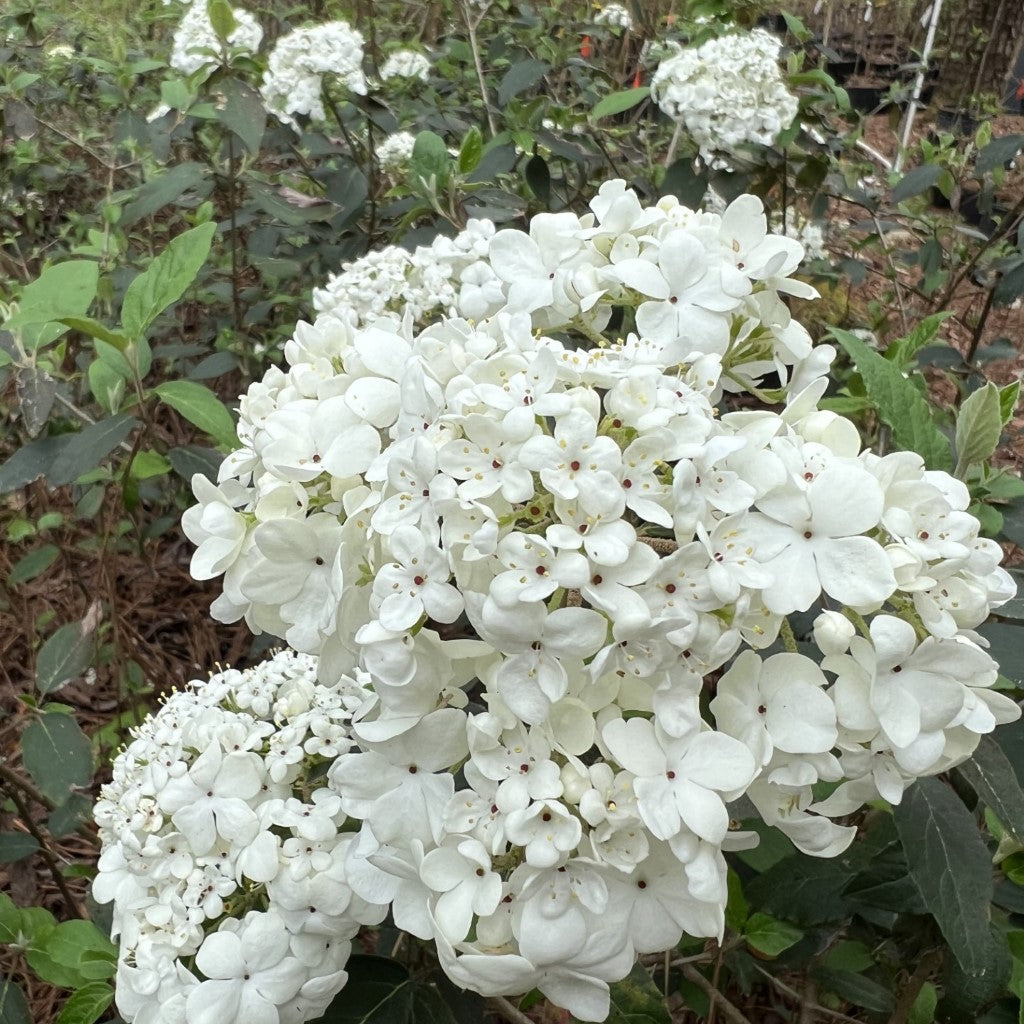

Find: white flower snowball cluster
170;180;1020;1021
94;651;388;1024
594;2;633;30
261;21;366;130
379;49;431;82
169;0;263;76
311;218;502;326
376;130;418;175
651;28;799;163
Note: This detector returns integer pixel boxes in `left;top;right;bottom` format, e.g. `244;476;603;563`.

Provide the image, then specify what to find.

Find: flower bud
813;611;855;655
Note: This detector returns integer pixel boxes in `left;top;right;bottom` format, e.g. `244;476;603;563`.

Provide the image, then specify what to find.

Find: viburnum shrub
97;181;1020;1023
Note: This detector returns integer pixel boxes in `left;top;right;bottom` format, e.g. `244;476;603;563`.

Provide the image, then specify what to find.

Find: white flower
593;2;633;30
379;49;430;82
376;130;417;174
170;0;262;76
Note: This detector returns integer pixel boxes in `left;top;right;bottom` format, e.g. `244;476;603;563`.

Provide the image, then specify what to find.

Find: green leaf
154;380;236;448
592;86;650;120
54;982;113;1024
956;736;1024;844
908;981;937;1024
4;261;99;334
0;834;39;863
120;162;208;228
662;158;707;208
894;777;994;977
6;544;58;586
87;360;125;414
999;381;1020;425
892;163;944;203
725;868;748;933
47;414;138;487
0;896;19;943
0;436;70;494
409;131;451;197
813;968;895;1014
976;134;1024;176
206;0;236;42
58;316;127;347
832;327;952;470
743;912;804;957
130;450;171;480
458;126;483;175
937;924;1011;1018
606;962;671;1024
93;339;132;378
0;978;30;1024
497;59;550;106
121;222;216;340
167;444;224;483
525;153;550;205
216;77;266;155
822;940;875;973
36;620;94;695
41;920;116;974
16;366;56;436
317;955;412;1024
885;312;952;367
956;381;1003;476
409;983;458;1024
21;712;93;805
743;852;854;925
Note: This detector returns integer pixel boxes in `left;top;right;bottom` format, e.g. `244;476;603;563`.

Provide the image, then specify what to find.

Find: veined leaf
154;380;236;448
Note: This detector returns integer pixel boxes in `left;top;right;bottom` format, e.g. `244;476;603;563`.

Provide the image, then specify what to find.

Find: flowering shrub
379;49;431;83
260;21;367;130
169;0;262;75
110;180;1022;1022
651;28;799;163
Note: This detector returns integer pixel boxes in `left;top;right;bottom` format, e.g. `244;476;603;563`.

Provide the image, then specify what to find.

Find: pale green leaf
154;380;236;448
955;381;1002;476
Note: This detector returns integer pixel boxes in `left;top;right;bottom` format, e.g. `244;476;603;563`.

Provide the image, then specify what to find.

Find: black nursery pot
847;85;891;113
936;108;979;136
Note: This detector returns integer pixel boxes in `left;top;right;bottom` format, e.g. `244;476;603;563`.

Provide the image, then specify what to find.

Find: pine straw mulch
0;480;255;1023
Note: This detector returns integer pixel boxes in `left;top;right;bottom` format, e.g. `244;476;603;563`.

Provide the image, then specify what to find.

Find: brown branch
680;964;753;1024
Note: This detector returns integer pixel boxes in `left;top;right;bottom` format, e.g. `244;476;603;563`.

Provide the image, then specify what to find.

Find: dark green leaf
975;622;1024;686
976;135;1024;176
813;968;895;1014
606;962;671;1024
216;77;266;154
47;415;138;487
154;381;236;448
121;162;208;228
318;955;412;1024
167;444;224;483
832;327;952;471
6;544;58;586
409;983;458;1024
0;834;39;863
894;778;994;976
0;432;66;495
54;982;113;1024
48;794;92;838
36;620;94;694
743;913;804;957
0;978;30;1024
525;154;550;205
497;59;550;106
893;163;944;204
957;735;1024;843
663;158;707;208
16;367;56;436
938;925;1011;1019
743;852;855;925
122;223;216;340
592;87;650;120
21;713;93;805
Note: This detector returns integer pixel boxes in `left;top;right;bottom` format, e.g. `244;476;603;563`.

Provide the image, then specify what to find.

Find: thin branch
460;1;499;138
486;996;536;1024
2;781;86;919
680;964;753;1024
751;964;863;1024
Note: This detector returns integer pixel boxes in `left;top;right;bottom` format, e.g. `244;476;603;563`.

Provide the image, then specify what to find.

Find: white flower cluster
311;218;501;326
593;2;633;30
379;49;431;82
261;21;366;130
169;0;263;76
376;130;418;175
166;180;1020;1021
651;28;799;162
705;190;828;264
94;651;388;1024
